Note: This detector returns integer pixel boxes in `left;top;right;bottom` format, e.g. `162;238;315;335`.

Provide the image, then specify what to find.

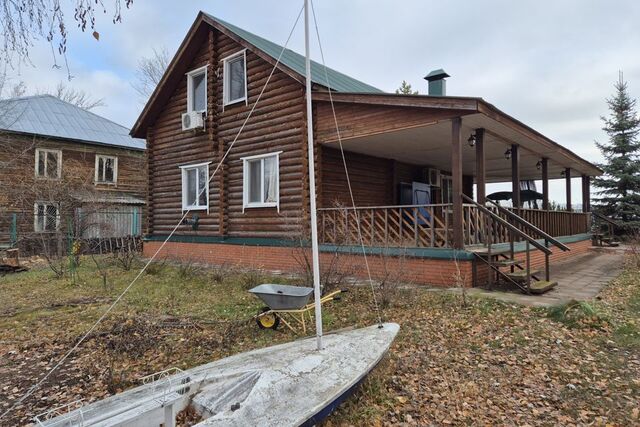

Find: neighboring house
132;12;602;289
0;95;146;249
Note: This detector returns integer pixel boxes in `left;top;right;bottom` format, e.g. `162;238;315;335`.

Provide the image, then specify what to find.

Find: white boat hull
40;323;399;427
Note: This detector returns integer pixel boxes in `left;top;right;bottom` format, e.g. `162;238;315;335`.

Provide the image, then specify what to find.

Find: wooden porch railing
503;208;590;237
317;204;453;248
317;204;591;249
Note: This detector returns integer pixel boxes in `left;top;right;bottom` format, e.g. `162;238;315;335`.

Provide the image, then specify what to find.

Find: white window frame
94;155;118;184
242;151;282;212
223;49;248;106
33;202;60;232
34;148;62;179
179;162;211;211
186;65;208;114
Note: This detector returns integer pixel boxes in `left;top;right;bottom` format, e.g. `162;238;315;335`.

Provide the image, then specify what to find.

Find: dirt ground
1;255;638;426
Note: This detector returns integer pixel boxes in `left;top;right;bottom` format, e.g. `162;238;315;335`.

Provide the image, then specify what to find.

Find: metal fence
1;206;143;251
77;206;142;239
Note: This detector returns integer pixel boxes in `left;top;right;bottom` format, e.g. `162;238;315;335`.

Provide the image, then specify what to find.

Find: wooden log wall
147;29;307;238
320;147;426;208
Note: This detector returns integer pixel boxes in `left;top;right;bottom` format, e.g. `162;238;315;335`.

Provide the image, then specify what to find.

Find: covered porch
314;92;600;251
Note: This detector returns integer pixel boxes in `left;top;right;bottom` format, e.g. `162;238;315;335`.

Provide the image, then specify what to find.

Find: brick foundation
142;237;592;288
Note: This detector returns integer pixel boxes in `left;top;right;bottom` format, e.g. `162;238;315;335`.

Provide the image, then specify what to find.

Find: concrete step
504;269;541;282
529;280;557;294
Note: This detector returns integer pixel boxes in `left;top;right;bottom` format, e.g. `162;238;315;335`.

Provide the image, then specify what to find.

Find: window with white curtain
180;162;210;210
242;152;281;211
187;65;207;113
223;50;247;106
34;202;59;232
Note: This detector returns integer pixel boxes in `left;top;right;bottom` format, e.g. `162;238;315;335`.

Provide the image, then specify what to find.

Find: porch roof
313;92;602;182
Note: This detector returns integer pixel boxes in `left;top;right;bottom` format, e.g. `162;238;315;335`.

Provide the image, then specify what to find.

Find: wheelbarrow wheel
256;307;280;330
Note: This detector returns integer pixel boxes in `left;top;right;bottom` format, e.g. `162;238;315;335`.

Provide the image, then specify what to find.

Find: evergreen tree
395;80;419;95
593;72;640;227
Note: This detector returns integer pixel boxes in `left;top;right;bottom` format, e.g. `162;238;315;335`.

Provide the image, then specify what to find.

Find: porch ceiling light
561;170;566;177
536;160;542;170
467;133;476;147
504;149;512;160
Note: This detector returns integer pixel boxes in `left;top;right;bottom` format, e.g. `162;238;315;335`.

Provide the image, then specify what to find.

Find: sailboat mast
304;0;323;351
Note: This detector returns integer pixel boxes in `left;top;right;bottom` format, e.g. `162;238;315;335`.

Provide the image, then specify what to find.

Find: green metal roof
205;13;384;94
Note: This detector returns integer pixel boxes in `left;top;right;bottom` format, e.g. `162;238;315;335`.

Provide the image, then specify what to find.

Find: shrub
547;300;608;329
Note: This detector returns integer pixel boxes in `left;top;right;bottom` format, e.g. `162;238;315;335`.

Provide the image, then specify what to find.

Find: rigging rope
0;3;305;421
310;0;383;327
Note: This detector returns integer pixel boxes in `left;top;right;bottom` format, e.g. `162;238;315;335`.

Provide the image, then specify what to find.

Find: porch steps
494;259;522;268
529;280;557;294
504;269;541;282
467;247;511;257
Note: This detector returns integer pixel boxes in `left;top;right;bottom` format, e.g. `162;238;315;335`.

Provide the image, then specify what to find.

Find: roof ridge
203;12;384;94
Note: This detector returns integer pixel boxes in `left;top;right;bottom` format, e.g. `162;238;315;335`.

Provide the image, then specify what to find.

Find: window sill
95;181;117;186
224;97;247;107
182;206;208;212
244;202;278;210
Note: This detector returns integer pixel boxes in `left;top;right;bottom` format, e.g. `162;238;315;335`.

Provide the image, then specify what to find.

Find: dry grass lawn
0;255;638;426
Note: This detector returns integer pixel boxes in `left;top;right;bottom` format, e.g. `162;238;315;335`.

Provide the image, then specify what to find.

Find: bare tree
0;0;134;78
37;82;106;110
132;47;170;101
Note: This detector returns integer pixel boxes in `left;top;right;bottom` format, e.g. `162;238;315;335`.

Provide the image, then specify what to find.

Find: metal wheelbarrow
248;284;344;333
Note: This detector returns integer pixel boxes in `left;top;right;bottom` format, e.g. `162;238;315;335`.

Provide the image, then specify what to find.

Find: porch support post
541;158;549;210
475;128;486;204
451;117;464;249
581;174;591;212
511;144;520;209
565;167;572;211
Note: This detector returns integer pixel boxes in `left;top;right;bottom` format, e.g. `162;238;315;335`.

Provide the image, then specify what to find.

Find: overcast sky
5;0;640;204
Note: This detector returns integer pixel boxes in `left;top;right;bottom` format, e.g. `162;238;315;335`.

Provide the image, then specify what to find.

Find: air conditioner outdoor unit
425;168;441;187
181;111;205;131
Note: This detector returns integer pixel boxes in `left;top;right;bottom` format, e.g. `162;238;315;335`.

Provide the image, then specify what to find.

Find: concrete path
465;246;627;308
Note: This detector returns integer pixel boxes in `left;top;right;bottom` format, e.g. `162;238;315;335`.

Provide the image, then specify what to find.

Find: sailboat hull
41;323;399;427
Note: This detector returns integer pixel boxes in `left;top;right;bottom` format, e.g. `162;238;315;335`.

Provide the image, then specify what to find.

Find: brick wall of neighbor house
146;28;307;240
143;237;592;287
0;133;146;243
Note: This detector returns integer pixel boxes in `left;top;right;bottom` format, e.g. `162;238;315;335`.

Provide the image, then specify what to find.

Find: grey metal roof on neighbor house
205;13;384;94
0;95;145;150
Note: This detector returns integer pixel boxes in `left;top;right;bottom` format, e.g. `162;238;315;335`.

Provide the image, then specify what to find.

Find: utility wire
0;3;305;421
310;0;383;326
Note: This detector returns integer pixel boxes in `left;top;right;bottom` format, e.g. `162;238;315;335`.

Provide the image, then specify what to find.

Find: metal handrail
462;194;552;255
486;199;570;251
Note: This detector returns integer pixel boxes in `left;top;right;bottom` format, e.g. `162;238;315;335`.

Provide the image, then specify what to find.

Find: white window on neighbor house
95;155;118;184
33;202;59;232
242;152;281;211
223;50;247;106
35;148;62;179
187;65;208;113
180;162;210;211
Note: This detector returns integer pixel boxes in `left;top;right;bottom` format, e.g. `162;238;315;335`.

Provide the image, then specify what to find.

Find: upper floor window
242;152;281;211
35;148;61;179
223;50;247;106
34;202;59;232
95;155;118;184
187;65;207;113
180;162;210;211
